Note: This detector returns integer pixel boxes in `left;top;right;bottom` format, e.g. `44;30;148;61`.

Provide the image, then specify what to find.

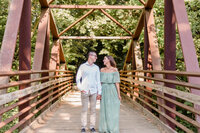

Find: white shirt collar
85;61;94;66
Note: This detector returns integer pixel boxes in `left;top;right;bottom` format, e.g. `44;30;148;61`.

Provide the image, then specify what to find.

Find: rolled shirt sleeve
76;65;83;91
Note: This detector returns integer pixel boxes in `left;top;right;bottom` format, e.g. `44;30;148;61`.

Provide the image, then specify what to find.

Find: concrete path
24;91;161;133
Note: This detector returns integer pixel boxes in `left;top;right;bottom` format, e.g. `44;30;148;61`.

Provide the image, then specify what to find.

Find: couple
76;51;121;133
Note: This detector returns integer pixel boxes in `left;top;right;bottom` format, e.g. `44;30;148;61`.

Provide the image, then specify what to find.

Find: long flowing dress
99;72;120;133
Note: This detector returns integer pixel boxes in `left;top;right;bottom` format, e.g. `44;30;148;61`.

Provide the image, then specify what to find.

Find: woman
99;55;121;133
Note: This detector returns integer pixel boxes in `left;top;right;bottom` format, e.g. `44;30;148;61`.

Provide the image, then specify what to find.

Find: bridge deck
22;91;161;133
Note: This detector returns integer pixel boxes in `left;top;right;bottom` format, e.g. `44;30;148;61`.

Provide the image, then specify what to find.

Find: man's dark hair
88;51;96;58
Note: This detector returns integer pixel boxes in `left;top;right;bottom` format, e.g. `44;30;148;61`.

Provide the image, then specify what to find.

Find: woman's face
103;56;110;65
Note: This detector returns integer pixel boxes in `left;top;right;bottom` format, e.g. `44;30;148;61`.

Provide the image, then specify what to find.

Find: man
76;51;101;133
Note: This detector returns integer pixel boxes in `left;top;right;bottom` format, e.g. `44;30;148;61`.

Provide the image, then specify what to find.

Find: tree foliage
52;0;142;70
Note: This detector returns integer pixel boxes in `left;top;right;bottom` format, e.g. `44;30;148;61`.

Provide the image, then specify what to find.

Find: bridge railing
120;70;200;133
0;70;74;133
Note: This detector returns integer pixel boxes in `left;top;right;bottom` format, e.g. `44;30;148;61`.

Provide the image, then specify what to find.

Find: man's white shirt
76;62;102;95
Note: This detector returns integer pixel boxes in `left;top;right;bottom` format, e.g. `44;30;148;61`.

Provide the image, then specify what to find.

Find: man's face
89;53;97;63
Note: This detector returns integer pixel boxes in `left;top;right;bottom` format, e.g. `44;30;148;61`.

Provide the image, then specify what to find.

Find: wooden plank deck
22;91;162;133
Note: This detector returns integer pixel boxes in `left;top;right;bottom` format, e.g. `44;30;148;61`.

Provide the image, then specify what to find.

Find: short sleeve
113;72;120;83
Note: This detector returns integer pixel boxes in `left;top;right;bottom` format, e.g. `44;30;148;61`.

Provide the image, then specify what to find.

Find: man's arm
76;65;83;91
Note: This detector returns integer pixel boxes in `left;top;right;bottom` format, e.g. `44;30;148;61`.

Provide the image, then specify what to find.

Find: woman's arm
115;82;121;101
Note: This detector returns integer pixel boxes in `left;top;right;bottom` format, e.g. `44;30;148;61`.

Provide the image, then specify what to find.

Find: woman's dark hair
106;55;116;68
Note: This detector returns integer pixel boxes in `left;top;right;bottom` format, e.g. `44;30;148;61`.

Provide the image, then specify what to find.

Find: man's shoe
90;128;96;132
81;128;86;133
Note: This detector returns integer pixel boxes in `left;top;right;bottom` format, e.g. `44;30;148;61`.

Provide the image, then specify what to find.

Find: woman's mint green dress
99;72;120;133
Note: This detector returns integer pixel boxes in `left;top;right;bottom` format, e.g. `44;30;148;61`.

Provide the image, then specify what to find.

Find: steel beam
145;10;163;71
131;41;136;70
40;17;50;109
50;11;59;39
42;18;50;72
48;39;60;107
133;40;144;98
99;9;133;36
30;9;49;122
59;44;66;63
19;0;31;128
50;5;144;9
145;9;167;124
144;20;153;111
144;18;150;71
172;0;200;130
133;0;156;40
32;9;49;70
0;0;24;121
133;41;143;71
39;0;49;8
59;9;95;36
123;41;133;70
60;36;132;40
164;0;176;129
49;40;60;71
0;0;24;71
145;0;156;9
133;11;145;40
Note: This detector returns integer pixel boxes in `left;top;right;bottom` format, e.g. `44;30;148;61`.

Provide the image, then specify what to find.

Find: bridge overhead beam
50;5;144;10
60;36;132;40
172;0;200;130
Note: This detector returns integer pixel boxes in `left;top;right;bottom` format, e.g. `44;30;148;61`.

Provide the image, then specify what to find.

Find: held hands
81;90;86;94
96;95;101;100
118;95;122;101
